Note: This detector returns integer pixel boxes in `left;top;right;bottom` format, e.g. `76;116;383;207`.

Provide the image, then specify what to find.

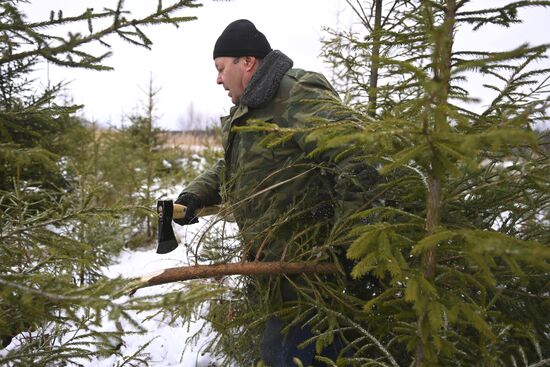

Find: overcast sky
23;0;550;131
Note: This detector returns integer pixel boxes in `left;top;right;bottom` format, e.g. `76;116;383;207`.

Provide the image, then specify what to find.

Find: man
175;19;378;366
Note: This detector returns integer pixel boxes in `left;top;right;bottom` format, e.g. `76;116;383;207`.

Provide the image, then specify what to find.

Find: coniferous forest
1;1;549;366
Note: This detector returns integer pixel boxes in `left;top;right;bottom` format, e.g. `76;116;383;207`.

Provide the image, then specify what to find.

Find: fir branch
528;359;550;367
1;0;201;69
454;45;548;74
457;1;550;30
299;298;399;367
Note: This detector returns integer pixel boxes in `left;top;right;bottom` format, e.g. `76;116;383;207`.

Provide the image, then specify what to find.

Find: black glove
174;192;202;225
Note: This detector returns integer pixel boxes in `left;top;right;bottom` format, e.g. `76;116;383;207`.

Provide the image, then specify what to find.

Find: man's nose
216;74;222;85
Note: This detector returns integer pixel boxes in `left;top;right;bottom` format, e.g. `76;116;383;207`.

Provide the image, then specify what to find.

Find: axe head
156;200;179;254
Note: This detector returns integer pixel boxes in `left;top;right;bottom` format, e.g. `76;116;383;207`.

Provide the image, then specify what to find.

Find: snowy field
89;219;228;367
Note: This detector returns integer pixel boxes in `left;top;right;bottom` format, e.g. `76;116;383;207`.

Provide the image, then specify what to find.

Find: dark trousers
260;317;343;367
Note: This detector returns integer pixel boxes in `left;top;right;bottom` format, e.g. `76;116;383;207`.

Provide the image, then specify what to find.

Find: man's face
215;57;247;105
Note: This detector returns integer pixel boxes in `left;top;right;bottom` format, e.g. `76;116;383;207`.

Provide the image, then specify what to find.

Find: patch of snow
491;210;511;231
87;218;235;366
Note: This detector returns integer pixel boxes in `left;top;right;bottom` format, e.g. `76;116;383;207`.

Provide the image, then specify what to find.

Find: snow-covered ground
82;160;234;366
89;219;230;367
2;162;232;366
0;219;224;366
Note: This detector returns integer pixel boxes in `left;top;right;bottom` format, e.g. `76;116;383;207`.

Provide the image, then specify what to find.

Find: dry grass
91;126;221;150
160;131;222;150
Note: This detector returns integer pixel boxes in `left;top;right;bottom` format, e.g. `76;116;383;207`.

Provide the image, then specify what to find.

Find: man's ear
243;56;257;71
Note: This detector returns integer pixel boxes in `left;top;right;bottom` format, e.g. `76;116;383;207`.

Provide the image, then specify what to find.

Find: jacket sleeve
286;72;380;216
180;158;224;206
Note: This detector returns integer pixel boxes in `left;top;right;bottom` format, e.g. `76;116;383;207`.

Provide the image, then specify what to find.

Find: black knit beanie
213;19;272;59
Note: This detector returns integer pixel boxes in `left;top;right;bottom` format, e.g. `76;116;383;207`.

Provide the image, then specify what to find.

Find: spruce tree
322;0;424;117
0;1;201;364
183;1;550;365
316;1;550;365
100;76;188;248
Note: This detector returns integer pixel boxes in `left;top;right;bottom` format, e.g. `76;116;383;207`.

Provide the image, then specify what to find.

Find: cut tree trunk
127;261;338;295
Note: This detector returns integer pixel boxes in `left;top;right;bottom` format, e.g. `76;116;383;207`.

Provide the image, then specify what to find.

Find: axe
156;200;225;254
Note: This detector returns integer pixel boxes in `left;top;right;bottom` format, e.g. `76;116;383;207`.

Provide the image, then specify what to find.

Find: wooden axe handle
173;203;234;221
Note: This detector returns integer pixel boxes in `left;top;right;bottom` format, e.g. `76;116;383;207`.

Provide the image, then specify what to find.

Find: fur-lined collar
240;50;293;108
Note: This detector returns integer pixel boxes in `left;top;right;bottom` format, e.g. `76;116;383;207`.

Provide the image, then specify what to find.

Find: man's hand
174;193;202;225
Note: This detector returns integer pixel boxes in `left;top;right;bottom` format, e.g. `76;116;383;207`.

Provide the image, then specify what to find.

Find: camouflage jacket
182;50;378;259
